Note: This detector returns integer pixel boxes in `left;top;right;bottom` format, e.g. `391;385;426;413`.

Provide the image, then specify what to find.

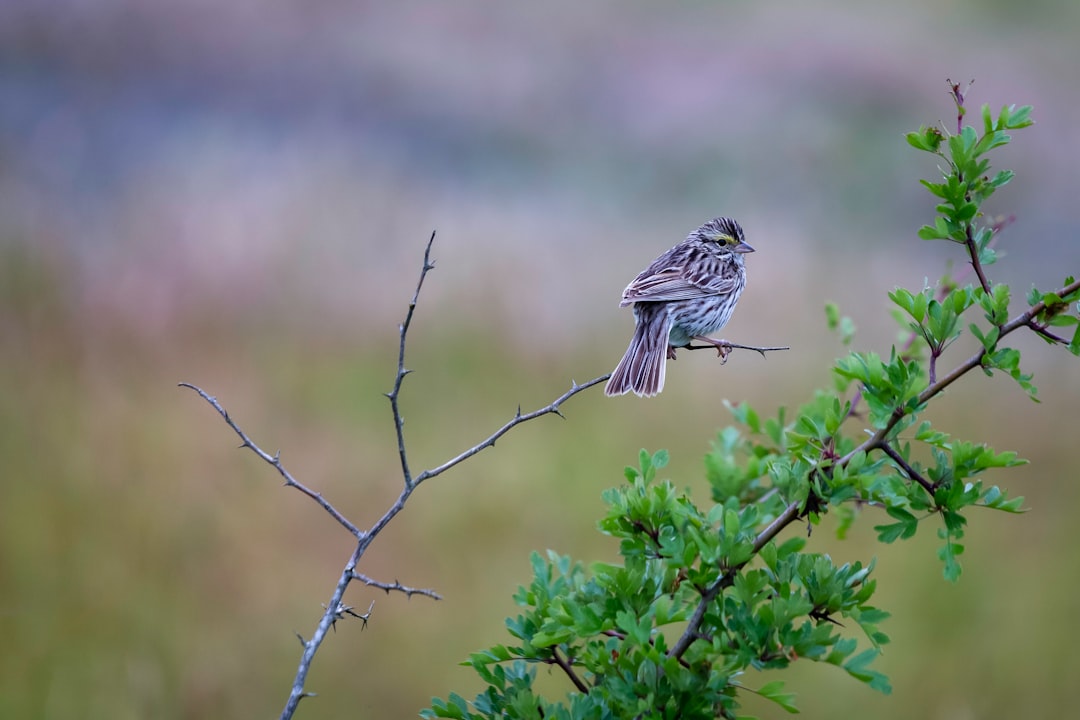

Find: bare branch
683;342;790;358
182;232;614;718
413;375;610;487
178;382;363;539
386;229;438;488
280;546;361;719
351;572;442;600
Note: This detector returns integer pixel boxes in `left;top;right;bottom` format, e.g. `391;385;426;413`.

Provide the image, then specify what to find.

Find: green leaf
938;538;964;582
906;126;944;153
844;649;893;694
755;680;800;714
825;302;840;329
874;506;918;543
1003;104;1034;129
989;169;1014;189
969;323;999;351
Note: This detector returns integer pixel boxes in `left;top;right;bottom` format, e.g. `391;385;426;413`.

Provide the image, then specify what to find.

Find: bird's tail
605;309;671;397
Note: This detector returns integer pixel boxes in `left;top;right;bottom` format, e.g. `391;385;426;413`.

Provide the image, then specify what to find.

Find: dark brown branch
550;646;589;694
669;499;801;660
683;342;790;358
879;442;935;495
963;223;993;296
1025;320;1069;345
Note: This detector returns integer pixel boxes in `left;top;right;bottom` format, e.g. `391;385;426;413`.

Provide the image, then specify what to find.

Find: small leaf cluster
907;103;1031;257
424;90;1078;718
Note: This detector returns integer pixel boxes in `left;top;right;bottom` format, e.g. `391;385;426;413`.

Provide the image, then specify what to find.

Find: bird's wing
620;263;740;306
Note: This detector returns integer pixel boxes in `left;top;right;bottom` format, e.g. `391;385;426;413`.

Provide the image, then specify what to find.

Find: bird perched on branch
605;217;753;397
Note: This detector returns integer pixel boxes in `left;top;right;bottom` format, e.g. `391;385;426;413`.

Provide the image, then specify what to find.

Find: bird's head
694;217;754;254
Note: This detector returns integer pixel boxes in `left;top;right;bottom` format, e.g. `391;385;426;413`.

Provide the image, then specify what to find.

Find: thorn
295;632;307;647
383;392;393;399
552;407;565;420
273;450;282;462
515;405;522;419
401;368;413;376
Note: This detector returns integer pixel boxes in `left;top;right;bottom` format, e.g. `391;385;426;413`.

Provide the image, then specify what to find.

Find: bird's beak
734;242;755;254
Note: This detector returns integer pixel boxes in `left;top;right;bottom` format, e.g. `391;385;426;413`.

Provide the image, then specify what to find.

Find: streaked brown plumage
605;217;753;397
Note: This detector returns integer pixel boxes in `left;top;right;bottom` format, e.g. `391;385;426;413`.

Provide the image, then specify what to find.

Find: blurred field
3;1;1080;718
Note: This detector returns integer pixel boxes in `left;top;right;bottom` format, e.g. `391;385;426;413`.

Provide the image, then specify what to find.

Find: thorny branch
683;342;790;358
176;382;362;539
181;230;609;719
350;572;443;600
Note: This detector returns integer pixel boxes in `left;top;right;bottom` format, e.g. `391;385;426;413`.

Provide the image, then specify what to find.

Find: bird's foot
693;336;732;364
666;345;678;361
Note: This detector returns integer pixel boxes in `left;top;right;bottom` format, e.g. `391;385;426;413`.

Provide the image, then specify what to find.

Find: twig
324;599;375;632
411;375;610;487
963;224;993;295
878;442;935;495
359;374;609;551
350;572;442;600
386;230;438;488
1025;321;1069;345
550;646;589;694
683;342;790;358
178;383;362;539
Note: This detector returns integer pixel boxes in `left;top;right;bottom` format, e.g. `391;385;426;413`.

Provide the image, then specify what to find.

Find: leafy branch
425;85;1080;719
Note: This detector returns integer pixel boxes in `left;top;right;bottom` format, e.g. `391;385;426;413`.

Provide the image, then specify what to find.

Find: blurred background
3;1;1080;718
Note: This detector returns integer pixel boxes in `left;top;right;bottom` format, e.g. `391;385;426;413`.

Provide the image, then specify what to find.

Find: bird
605;217;753;397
